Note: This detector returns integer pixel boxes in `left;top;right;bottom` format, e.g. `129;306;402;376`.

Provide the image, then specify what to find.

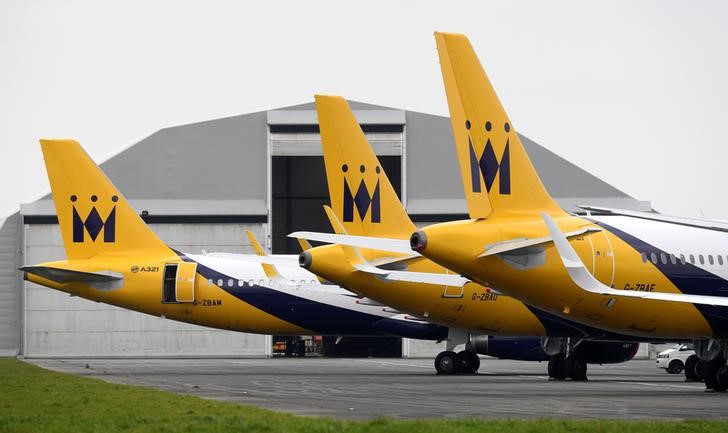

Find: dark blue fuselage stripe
176;252;447;338
593;220;728;337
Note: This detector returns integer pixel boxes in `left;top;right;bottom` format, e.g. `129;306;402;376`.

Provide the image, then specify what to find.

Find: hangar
0;100;650;358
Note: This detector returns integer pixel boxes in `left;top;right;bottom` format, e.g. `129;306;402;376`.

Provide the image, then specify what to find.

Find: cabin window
679;254;686;265
228;279;234;287
640;252;648;263
709;255;715;265
208;278;214;286
660;253;667;265
689;254;695;264
238;280;244;287
248;279;254;286
699;255;705;265
669;254;677;265
650;253;657;264
259;279;265;285
217;278;223;286
719;256;724;266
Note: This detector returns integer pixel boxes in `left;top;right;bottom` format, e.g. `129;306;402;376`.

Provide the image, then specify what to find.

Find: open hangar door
268;109;405;358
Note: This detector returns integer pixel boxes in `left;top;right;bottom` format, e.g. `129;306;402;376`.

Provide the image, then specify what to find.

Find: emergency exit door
162;262;197;303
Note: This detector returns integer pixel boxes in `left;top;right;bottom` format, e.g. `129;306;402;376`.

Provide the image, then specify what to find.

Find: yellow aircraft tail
315;95;416;238
435;32;564;219
40;139;172;259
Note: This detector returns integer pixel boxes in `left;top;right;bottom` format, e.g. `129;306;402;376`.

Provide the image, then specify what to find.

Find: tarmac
27;357;728;420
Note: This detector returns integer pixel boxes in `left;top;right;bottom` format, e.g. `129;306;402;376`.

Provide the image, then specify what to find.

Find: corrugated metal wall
23;222;269;357
0;214;20;355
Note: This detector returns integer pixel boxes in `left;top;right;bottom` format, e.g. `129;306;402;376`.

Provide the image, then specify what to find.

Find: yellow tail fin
435;32;564;218
40;139;172;259
315;95;416;238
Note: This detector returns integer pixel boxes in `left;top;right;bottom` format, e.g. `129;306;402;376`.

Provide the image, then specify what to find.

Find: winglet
296;238;312;252
323;204;368;266
323;205;347;235
245;230;283;281
541;213;589;271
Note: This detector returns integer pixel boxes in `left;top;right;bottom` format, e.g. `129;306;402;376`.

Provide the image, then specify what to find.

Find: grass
0;357;725;433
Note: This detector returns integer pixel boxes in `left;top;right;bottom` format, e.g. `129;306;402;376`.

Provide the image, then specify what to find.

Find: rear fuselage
417;213;728;339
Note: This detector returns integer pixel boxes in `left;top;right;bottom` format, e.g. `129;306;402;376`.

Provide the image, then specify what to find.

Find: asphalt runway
27;357;728;420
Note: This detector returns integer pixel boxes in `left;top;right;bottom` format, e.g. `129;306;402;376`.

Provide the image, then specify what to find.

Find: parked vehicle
656;343;696;374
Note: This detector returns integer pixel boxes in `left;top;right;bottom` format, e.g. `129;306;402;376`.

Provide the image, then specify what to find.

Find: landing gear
684;355;701;382
458;350;480;374
543;337;587;381
434;350;480;374
434;351;459;375
547;354;565;380
569;356;588;381
694;339;728;392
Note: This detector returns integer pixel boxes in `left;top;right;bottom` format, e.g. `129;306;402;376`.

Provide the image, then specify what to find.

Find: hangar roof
20;101;649;217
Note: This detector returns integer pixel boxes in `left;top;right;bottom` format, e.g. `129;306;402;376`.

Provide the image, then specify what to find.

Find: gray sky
2;0;727;219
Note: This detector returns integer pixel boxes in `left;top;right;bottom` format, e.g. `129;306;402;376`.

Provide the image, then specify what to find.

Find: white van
656;343;696;374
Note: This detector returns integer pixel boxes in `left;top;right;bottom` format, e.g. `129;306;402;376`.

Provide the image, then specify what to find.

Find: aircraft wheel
434;351;459;375
684;355;702;382
570;357;588;381
548;354;566;380
468;351;481;372
457;350;480;374
700;359;720;390
714;365;728;392
666;359;684;374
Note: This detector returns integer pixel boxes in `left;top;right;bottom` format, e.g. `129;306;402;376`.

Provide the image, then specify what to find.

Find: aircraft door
162;262;197;303
442;269;464;298
176;262;197;302
589;231;615;287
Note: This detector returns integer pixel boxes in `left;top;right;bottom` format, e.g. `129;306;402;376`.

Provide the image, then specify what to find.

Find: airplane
360;32;728;391
20;139;634;375
20;139;455;360
290;95;641;379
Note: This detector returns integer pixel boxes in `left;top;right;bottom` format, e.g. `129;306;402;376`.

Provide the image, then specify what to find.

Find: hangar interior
0;101;650;358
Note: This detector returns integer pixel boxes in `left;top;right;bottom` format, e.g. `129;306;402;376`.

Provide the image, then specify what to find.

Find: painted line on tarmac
351;359;434;369
615;381;705;390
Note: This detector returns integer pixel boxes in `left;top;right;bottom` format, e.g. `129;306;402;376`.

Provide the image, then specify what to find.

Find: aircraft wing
383;270;470;286
289;231;415;255
353;260;470;287
204;253;299;267
20;266;122;284
579;205;728;233
542;213;728;307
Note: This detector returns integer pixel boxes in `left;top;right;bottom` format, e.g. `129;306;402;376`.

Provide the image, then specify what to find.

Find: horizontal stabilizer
479;227;601;257
542;213;728;307
288;231;414;255
579;205;728;233
21;266;122;284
